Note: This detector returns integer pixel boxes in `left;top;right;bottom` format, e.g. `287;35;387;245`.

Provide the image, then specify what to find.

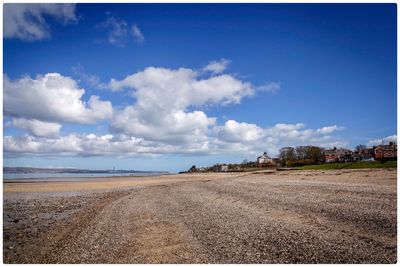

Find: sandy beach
3;169;397;263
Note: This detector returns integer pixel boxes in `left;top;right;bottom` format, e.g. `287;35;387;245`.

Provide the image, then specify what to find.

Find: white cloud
264;123;342;147
4;135;82;155
98;15;144;47
268;123;305;132
131;24;144;44
4;73;113;124
4;61;345;159
316;125;342;134
214;121;344;156
4;121;344;158
12;118;61;137
4;134;178;157
109;66;253;105
215;120;264;143
109;66;253;144
4;4;77;41
106;64;344;157
367;135;397;146
257;82;281;93
71;64;107;90
98;15;128;46
111;107;215;144
203;58;231;74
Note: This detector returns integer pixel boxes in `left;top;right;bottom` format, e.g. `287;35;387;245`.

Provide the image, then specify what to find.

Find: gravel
3;169;397;263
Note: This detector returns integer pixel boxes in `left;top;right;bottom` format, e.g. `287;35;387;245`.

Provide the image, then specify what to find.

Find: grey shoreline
3;172;173;182
3;169;397;263
3;174;173;184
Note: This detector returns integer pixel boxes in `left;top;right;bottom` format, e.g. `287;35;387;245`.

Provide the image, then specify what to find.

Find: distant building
324;148;338;163
324;147;353;163
220;164;228;172
214;164;228;172
358;148;375;161
373;142;397;160
257;152;273;164
350;153;361;162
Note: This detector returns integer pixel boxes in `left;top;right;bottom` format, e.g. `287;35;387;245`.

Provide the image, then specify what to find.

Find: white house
257;152;272;164
215;164;228;172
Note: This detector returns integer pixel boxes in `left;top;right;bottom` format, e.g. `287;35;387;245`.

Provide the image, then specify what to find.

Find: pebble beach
3;169;397;263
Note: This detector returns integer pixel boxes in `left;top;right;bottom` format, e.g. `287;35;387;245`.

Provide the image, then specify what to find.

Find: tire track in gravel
164;179;396;263
194;176;397;236
30;186;209;263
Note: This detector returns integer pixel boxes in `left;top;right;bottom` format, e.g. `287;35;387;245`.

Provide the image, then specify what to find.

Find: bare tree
279;147;296;166
355;144;366;153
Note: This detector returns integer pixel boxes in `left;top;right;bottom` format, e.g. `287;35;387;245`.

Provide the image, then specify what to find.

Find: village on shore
185;141;397;173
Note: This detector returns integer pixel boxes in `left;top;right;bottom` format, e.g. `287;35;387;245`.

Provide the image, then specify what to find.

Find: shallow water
3;172;166;180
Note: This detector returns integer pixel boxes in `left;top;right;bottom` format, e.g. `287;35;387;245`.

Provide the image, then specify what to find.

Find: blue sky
3;4;397;172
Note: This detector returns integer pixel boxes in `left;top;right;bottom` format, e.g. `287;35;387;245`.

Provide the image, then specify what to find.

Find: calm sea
3;172;166;180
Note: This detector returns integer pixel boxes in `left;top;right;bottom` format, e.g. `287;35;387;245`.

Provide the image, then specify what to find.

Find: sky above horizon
3;3;397;172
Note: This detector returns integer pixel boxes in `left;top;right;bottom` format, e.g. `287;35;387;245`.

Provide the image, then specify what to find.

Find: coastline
3;173;173;183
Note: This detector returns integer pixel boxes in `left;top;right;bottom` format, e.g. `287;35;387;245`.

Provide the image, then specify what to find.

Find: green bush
298;160;397;170
290;159;316;167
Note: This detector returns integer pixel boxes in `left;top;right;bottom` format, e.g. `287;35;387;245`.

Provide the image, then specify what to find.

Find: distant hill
3;167;169;174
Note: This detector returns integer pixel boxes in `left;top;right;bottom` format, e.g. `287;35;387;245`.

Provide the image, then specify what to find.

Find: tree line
279;146;325;167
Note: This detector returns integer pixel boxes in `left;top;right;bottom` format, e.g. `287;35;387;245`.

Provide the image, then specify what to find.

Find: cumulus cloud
4;135;82;155
12;118;61;137
4;3;77;41
109;66;253;104
4;73;113;124
131;24;144;44
111;107;215;144
107;64;344;157
109;66;253;143
367;135;397;146
203;58;231;75
4;134;186;157
214;121;344;156
4;122;344;158
215;120;264;143
4;61;345;159
262;123;343;148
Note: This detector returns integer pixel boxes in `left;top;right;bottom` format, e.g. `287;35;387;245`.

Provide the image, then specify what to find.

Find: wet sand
3;169;397;263
3;173;231;193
